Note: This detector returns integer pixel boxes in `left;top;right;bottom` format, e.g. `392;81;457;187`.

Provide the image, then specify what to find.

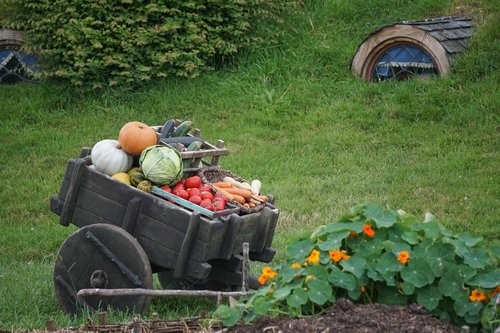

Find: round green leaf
465;301;483;316
416;285;442;311
401;231;419;245
273;285;293;301
287;239;315;260
463;248;491;269
364;204;398;228
468;268;500;289
453;296;468;316
311;222;364;239
280;265;303;283
286;287;308;308
340;255;366;278
328;267;356;291
216;304;244;327
400;258;434;288
376;285;407;305
253;296;273;315
425;243;455;277
402;281;415;295
355;239;385;259
317;231;350;251
438;267;467;300
306;264;329;281
307;279;333;305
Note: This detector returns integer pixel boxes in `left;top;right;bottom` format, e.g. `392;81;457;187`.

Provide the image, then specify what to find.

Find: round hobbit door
370;44;438;82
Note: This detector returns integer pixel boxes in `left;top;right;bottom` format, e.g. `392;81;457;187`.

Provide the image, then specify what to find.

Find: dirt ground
224;298;465;333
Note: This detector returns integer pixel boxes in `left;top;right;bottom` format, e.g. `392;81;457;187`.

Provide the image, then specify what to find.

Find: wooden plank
72;207;116;228
59;160;87;226
77;288;252;298
218;214;241;259
174;212;201;279
76;186;127;224
122;197;142;234
264;206;280;248
134;234;212;280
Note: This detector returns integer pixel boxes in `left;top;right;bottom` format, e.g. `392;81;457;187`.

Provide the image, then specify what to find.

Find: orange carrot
211;181;232;188
212;185;234;201
224;187;253;200
232;194;246;204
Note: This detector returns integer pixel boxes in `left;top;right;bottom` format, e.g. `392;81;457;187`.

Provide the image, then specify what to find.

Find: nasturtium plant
214;204;500;332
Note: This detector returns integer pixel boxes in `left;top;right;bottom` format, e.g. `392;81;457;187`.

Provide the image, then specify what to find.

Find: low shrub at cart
215;204;500;331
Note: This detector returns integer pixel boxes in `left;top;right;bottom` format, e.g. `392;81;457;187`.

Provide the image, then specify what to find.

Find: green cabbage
139;145;183;186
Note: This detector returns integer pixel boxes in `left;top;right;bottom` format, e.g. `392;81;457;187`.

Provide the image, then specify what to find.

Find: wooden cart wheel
54;223;153;314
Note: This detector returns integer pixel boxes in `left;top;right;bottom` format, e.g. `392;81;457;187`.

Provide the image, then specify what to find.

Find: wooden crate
153;121;228;175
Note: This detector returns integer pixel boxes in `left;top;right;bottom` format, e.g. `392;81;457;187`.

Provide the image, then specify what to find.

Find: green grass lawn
0;0;498;329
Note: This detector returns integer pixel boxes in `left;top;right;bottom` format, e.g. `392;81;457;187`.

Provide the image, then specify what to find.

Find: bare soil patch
225;298;464;333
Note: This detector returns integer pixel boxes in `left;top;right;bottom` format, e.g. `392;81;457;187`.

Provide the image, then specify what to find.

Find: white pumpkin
91;139;133;175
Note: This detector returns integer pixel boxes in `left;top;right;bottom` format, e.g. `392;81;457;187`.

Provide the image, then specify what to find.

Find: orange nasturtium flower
489;286;500;299
360;286;366;293
291;263;302;269
363;224;375;237
262;266;277;279
258;266;277;285
397;251;410;264
469;289;487;302
329;249;351;263
306;249;320;264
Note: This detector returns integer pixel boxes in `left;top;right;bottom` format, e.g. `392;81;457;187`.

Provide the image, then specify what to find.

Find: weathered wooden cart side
50;152;279;313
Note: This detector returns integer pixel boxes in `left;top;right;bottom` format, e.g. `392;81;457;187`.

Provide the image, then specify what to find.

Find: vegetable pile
89;119;267;217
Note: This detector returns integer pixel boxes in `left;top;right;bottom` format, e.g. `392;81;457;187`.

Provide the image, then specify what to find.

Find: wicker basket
197;166;265;214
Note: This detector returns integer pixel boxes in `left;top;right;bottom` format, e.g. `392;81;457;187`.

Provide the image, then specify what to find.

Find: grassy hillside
0;0;498;328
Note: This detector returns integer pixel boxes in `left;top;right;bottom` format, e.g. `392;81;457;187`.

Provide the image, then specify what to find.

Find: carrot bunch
211;181;267;209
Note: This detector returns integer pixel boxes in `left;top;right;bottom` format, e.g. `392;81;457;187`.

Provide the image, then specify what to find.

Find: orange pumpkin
118;121;158;156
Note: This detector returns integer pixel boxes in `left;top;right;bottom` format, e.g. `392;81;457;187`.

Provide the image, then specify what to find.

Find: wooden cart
49;136;279;315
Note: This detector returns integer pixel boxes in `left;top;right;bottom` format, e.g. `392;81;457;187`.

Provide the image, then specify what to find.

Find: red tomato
161;185;172;193
199;184;211;192
185;176;202;188
213;199;225;211
173;183;185;193
189;195;202;205
200;199;213;211
214;193;227;203
187;188;201;197
176;189;189;200
200;191;214;201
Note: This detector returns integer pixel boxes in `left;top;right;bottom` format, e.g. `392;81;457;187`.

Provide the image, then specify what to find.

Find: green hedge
0;0;25;29
17;0;286;88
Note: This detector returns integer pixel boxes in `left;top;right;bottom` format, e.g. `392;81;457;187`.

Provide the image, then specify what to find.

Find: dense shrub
216;204;500;332
0;0;25;29
17;0;287;88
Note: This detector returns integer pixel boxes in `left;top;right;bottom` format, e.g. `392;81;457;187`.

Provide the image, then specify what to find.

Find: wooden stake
45;320;56;331
98;311;108;325
242;242;249;293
